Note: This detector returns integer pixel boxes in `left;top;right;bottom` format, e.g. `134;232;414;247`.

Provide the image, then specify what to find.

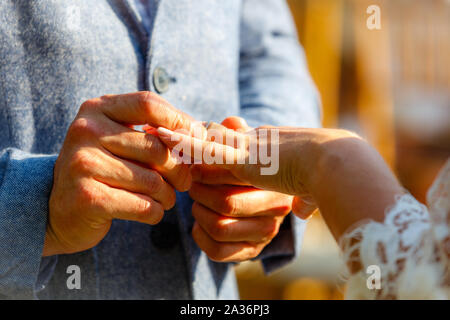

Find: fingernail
157;127;174;137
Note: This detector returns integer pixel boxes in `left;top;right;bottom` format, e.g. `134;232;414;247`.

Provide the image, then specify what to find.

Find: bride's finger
157;127;246;166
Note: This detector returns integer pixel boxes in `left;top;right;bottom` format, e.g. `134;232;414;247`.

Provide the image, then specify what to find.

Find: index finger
92;91;194;131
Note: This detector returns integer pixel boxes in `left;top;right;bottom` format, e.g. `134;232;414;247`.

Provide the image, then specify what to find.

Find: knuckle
219;196;234;215
139;200;164;225
209;219;228;241
136;198;152;214
142;134;156;152
99;94;114;102
79;101;92;113
191;201;203;218
144;135;167;162
247;246;261;259
68;117;100;139
261;219;280;241
144;170;164;194
207;246;225;262
138;91;158;114
165;189;177;210
192;224;218;260
69;150;98;176
220;195;241;216
79;99;100;114
75;180;100;209
191;223;224;262
238;245;260;261
169;112;185;130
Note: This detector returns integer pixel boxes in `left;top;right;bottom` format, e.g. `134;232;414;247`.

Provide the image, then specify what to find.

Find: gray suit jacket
0;0;320;299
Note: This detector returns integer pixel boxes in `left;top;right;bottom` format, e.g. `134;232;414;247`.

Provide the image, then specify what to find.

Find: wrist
308;130;367;198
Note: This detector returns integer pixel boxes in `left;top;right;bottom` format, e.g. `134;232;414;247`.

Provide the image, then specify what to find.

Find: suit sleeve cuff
0;149;57;298
257;214;307;274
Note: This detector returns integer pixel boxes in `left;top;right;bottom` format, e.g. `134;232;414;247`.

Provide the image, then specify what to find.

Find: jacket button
153;66;170;93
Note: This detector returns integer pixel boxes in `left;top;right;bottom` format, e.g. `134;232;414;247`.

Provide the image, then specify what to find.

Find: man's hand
44;92;193;256
188;117;293;262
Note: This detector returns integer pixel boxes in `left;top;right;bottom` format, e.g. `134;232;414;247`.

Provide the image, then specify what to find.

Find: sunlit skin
44;93;293;262
187;117;292;263
44;92;193;256
158;122;404;270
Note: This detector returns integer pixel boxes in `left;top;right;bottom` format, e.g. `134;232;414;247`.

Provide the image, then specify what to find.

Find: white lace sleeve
340;159;450;300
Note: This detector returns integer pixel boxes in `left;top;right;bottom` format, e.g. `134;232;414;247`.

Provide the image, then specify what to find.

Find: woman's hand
156;124;304;193
177;118;295;263
157;123;403;242
156;123;361;220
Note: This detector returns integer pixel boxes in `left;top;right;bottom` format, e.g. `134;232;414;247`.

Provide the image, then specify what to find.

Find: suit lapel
106;0;149;51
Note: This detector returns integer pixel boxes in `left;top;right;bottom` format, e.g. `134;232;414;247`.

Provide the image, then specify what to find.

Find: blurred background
235;0;450;300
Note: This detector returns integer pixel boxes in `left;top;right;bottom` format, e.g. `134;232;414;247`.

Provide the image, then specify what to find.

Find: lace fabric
341;159;450;299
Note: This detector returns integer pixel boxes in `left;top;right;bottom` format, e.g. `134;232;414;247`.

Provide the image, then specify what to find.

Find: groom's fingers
192;222;267;262
88;91;194;131
192;202;282;242
189;183;292;217
292;195;317;220
96;116;191;191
